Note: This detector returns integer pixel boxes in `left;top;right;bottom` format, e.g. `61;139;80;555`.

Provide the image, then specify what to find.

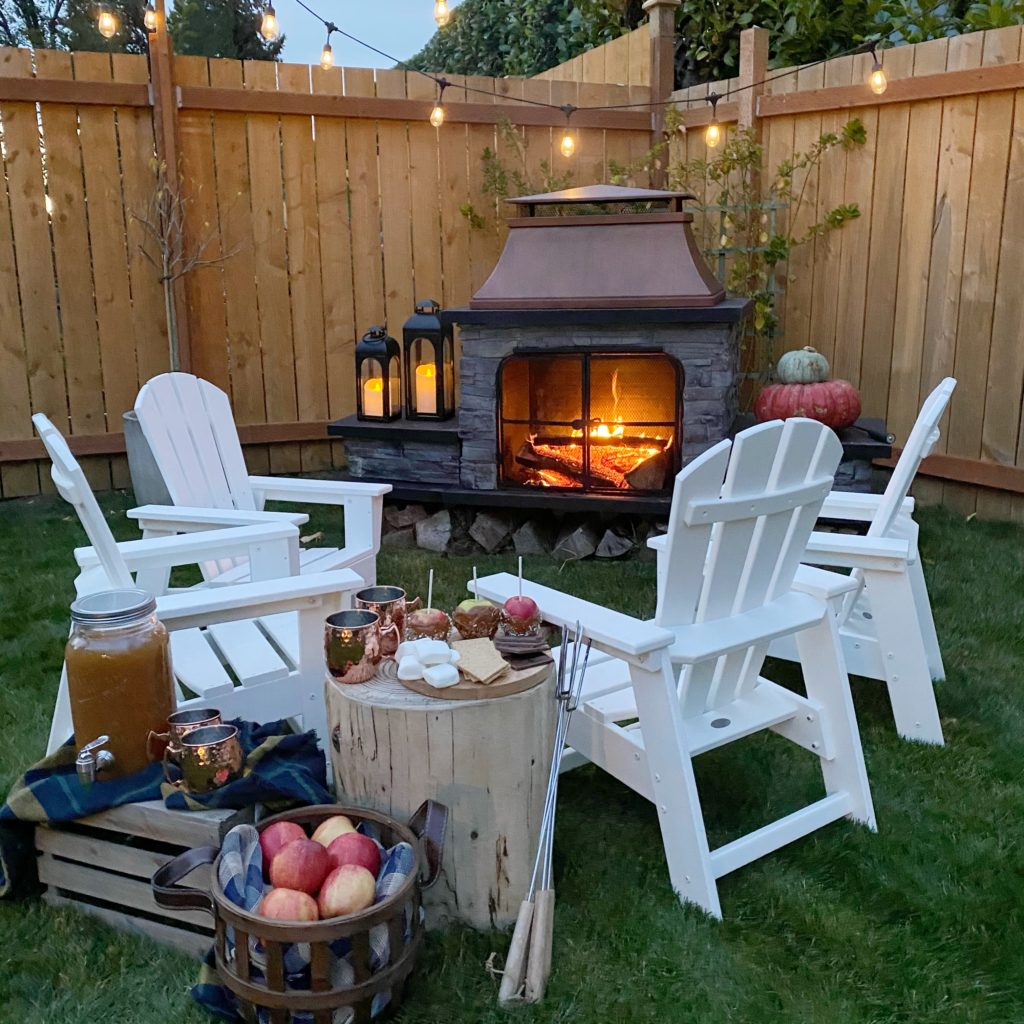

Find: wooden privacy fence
0;45;651;496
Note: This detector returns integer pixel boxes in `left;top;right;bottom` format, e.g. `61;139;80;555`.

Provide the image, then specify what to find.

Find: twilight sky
270;0;462;68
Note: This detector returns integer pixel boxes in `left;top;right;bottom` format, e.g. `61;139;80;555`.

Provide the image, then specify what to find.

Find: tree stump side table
327;667;555;930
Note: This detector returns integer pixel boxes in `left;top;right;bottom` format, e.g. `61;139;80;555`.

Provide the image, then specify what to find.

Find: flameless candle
415;363;437;415
363;377;385;418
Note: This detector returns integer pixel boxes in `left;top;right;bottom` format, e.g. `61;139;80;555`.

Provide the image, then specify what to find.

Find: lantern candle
363;377;385;418
415;364;437;415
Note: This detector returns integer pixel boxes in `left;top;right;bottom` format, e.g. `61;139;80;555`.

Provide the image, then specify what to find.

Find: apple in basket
311;814;356;848
318;864;377;919
259;821;306;867
269;838;330;896
259;887;319;922
327;832;381;878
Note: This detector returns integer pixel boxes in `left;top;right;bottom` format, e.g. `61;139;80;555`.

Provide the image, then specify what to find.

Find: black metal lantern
355;325;401;422
402;299;455;420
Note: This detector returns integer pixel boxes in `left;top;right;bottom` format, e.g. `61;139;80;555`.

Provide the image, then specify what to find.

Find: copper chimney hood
469;184;726;310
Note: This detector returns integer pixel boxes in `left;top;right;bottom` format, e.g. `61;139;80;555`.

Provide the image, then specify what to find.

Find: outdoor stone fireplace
332;185;749;507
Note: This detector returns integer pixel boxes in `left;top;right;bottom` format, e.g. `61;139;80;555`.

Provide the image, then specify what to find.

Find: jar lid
70;588;157;625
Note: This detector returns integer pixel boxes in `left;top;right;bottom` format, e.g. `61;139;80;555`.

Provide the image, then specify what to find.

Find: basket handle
407;799;448;889
151;845;218;916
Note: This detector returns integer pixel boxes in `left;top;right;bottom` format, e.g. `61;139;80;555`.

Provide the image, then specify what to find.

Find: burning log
515;437;673;491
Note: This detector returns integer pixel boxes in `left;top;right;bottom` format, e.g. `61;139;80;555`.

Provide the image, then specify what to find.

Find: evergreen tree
168;0;283;60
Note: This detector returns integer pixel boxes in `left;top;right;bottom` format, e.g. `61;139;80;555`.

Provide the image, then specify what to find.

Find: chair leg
795;616;876;830
629;652;721;918
907;554;945;681
862;570;945;745
297;604;333;771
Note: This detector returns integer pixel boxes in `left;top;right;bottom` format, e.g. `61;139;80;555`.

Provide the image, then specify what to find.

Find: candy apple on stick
502;557;540;635
454;565;501;639
406;567;451;639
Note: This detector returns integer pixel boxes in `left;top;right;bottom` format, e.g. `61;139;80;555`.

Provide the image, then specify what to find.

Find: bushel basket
152;802;447;1024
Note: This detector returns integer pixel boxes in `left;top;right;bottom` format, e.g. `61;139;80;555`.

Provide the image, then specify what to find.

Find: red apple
269;838;330;896
258;887;319;922
503;596;538;620
318;864;377;919
311;814;356;848
327;832;381;877
259;821;306;868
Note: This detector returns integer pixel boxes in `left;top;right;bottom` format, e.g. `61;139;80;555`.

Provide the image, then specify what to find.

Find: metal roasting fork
499;623;591;1006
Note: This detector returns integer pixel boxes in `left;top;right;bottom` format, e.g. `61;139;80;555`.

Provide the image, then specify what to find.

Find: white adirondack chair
763;377;957;745
476;419;876;919
133;372;391;588
33;414;360;763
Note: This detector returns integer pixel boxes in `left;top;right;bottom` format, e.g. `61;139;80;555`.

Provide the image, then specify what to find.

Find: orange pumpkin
754;379;861;430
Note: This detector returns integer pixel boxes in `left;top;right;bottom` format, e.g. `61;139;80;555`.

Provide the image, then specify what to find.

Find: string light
559;104;577;159
260;4;279;41
430;78;448;128
143;2;158;31
868;44;888;95
96;6;119;38
320;20;338;71
434;0;450;26
704;93;721;148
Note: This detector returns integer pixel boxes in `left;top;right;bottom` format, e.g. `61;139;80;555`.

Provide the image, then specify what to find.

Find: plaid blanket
0;720;331;899
194;821;417;1022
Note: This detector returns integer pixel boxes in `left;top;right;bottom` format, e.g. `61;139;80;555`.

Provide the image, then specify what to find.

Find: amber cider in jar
65;590;175;778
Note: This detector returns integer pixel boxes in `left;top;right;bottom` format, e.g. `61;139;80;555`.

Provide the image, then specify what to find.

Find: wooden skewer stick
518;555;523;598
473;565;478;599
427;568;434;611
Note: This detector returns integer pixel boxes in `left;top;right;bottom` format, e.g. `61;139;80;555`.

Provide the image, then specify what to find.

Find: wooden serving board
383;656;553;701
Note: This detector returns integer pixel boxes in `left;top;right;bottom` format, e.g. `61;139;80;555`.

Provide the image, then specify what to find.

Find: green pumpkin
777;346;830;384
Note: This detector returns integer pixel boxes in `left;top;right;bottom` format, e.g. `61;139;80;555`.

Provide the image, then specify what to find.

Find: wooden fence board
437;75;473;309
35;50;104;439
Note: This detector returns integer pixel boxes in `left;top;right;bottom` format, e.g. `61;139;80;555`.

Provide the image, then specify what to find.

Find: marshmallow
395;641;419;662
423;663;460;688
417;639;453;666
397;656;425;681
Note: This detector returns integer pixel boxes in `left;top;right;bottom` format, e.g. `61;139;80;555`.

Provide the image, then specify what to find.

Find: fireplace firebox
498;351;683;492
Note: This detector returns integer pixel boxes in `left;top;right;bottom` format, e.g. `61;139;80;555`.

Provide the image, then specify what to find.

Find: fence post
642;0;679;187
737;26;769;134
148;0;192;373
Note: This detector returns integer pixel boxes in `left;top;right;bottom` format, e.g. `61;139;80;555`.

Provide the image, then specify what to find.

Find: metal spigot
76;735;115;787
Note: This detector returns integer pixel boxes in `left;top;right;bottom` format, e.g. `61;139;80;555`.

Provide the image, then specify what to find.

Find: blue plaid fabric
193;822;417;1022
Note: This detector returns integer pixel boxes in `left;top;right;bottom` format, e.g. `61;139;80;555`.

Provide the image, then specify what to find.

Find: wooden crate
36;800;253;958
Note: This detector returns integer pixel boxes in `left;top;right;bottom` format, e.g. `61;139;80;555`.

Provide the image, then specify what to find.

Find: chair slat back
868;377;956;540
135;373;257;512
657;419;842;715
32;414;134;589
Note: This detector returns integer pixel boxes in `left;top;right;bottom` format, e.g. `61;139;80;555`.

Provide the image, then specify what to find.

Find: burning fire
525;418;672;490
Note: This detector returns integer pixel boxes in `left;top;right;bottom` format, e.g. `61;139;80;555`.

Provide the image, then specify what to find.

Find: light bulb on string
434;0;450;26
319;22;337;71
260;4;279;41
143;2;158;31
429;78;448;128
96;6;119;38
704;93;721;149
559;104;577;159
868;45;887;95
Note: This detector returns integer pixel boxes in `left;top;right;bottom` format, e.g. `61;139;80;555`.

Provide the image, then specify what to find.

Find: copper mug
176;724;244;794
148;708;223;767
325;610;399;684
354;586;420;657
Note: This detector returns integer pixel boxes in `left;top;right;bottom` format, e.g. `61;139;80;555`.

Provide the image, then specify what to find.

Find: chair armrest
155;569;363;629
473;572;674;662
248;476;392;504
75;522;300;576
646;534;668;552
127;504;309;532
793;565;861;602
804;530;912;572
819;492;915;523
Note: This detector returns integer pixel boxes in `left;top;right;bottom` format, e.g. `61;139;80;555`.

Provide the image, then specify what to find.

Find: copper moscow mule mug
176;724;244;794
353;586;420;656
324;609;399;684
148;707;223;767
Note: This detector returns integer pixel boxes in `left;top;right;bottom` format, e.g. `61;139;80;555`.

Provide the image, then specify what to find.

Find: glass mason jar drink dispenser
65;589;175;781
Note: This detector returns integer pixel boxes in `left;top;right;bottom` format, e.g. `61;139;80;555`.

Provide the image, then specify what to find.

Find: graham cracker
451;638;510;685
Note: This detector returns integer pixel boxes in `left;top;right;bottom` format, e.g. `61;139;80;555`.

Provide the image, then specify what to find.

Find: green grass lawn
1;491;1023;1023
